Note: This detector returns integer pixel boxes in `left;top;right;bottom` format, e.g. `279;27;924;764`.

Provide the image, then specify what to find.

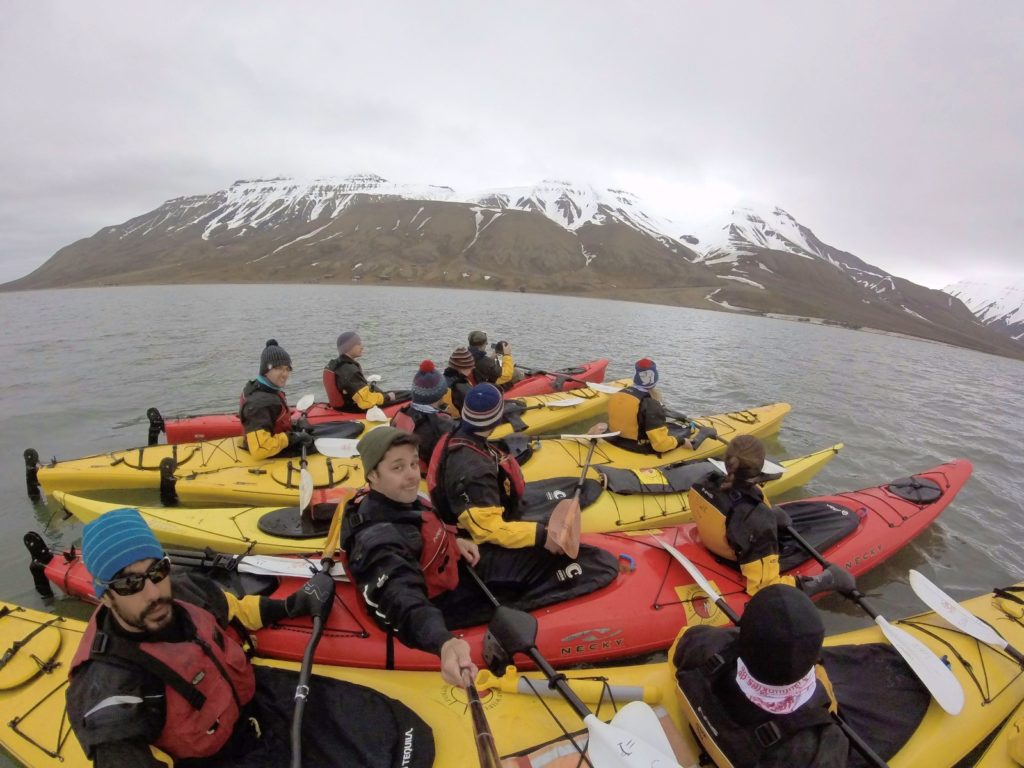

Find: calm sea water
0;284;1022;762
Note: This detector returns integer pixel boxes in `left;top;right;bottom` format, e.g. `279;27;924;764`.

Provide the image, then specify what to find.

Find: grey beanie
337;331;362;356
259;339;292;376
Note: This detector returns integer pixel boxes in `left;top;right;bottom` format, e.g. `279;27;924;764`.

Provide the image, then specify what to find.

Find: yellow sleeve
223;591;267;631
352;385;386;410
646;424;680;454
739;557;797;596
245;428;290;460
495;355;516;386
458;506;541;549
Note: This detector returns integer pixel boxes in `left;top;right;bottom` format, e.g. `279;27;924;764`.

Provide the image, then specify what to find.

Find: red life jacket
238;386;292;435
322;364;346;409
71;601;256;761
346;491;461;598
426;432;526;524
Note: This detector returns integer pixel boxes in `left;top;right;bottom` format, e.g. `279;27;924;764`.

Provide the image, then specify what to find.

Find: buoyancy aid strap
90;630;206;711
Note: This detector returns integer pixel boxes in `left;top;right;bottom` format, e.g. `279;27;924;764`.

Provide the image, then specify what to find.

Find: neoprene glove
798;564;857;597
288;431;315;450
285;570;336;620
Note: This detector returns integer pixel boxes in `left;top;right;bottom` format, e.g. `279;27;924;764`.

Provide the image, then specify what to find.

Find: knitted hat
738;584;824;685
462;383;504;431
633;358;658;388
358;426;418;475
259;339;292;376
468;330;488;347
448;347;475;371
82;508;165;597
412;360;448;405
336;331;362;356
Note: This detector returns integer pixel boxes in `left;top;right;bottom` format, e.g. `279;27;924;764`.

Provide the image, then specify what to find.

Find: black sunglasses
102;557;172;596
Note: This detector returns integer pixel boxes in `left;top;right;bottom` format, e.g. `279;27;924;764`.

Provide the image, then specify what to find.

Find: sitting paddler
608;358;701;454
674;584;849;767
66;509;434;768
343;427;616;683
427;383;619;567
442;346;476;413
391;359;456;474
690;435;855;597
325;330;396;412
467;329;509;386
238;339;314;460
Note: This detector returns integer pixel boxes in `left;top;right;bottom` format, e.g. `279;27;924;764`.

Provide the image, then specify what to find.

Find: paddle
290;496;344;768
655;538;892;768
515;364;623;395
546;423;617;558
463;669;502;768
781;526;965;715
909;569;1024;666
465;566;686;767
508;395;588;411
165;549;347;580
295;394;315;513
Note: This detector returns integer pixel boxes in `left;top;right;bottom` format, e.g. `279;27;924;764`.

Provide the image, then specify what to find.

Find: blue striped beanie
82;508;165;597
461;383;504;431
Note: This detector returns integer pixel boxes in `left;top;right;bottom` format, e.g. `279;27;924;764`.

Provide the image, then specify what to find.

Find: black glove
288;430;315;450
798;564;857;597
292;416;311;432
285;570;336;620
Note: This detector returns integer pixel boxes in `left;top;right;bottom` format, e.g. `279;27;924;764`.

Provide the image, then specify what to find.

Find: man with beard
66;509;433;768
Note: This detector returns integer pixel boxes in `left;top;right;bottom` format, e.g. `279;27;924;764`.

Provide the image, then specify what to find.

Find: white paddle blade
299;468;314;512
606;702;676;756
707;459;727;475
365;406;389;422
875;615;965;715
584;711;682;768
587;382;623;394
365;374;383;384
763;458;786;475
657;539;721;603
561;431;620;440
314;437;360;458
295;394;316;412
909;570;1008;649
240;555;347;580
544;396;587;408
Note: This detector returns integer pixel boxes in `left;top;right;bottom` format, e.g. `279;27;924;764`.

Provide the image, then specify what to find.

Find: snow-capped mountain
5;175;1021;360
944;280;1024;343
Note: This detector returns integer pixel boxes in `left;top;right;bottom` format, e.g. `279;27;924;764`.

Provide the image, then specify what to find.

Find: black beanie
738;585;824;685
259;339;292;376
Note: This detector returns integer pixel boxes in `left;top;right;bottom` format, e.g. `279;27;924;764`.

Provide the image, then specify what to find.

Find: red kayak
149;358;609;445
28;459;970;671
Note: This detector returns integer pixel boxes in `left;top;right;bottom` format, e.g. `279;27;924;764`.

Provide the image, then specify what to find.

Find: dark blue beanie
634;358;659;388
461;383;504;431
82;508;165;597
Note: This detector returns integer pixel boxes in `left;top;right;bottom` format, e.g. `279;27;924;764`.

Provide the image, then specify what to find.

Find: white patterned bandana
735;658;817;714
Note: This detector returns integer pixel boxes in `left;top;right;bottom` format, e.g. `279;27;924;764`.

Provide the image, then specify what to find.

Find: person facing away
674;584;849;767
390;359;455;474
441;346;477;414
238;339;314;460
689;434;856;597
343;427;618;680
608;358;697;454
66;508;434;768
324;330;395;412
467;330;518;388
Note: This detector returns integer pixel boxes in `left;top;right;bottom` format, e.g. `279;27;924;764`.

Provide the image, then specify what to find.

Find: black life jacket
238;381;292;435
391;405;454;474
426;432;526;526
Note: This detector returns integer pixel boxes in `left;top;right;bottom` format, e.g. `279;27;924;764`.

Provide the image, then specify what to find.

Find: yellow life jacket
608;389;644;442
689;485;735;560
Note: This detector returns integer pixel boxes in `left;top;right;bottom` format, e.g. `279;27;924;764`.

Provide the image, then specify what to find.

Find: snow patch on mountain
944;280;1024;329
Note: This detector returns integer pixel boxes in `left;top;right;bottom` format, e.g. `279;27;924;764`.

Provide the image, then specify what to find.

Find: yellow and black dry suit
327;354;385;412
608;386;679;454
238;379;295;460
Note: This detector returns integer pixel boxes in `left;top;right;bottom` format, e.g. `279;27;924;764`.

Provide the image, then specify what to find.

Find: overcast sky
1;2;1021;288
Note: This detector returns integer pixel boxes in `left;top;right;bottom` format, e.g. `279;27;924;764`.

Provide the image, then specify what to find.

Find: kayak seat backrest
598;463;714;495
496;436;534;466
887;476;942;504
322;367;347;409
516;478;605;523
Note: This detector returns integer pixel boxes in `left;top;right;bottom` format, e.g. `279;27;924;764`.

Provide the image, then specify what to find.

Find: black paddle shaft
783;525;877;617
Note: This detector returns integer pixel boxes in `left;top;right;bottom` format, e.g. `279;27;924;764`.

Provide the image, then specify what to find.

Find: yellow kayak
52;444;840;551
30;381;631;497
3;583;1024;767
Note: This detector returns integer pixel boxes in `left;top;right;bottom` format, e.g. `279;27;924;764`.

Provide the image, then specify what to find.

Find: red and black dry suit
341;488;619;647
66;574;433;768
238;378;299;461
674;625;848;768
391;403;455;475
325;354;385;412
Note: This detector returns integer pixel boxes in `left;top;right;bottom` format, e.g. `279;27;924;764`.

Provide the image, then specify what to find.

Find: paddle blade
606;702;676;758
239;555;347;580
584;710;682;768
546;499;581;559
587;382;623;394
545;396;587;408
909;570;1008;649
365;406;389;422
314;437;360;458
295;394;315;412
298;468;314;512
875;615;965;715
